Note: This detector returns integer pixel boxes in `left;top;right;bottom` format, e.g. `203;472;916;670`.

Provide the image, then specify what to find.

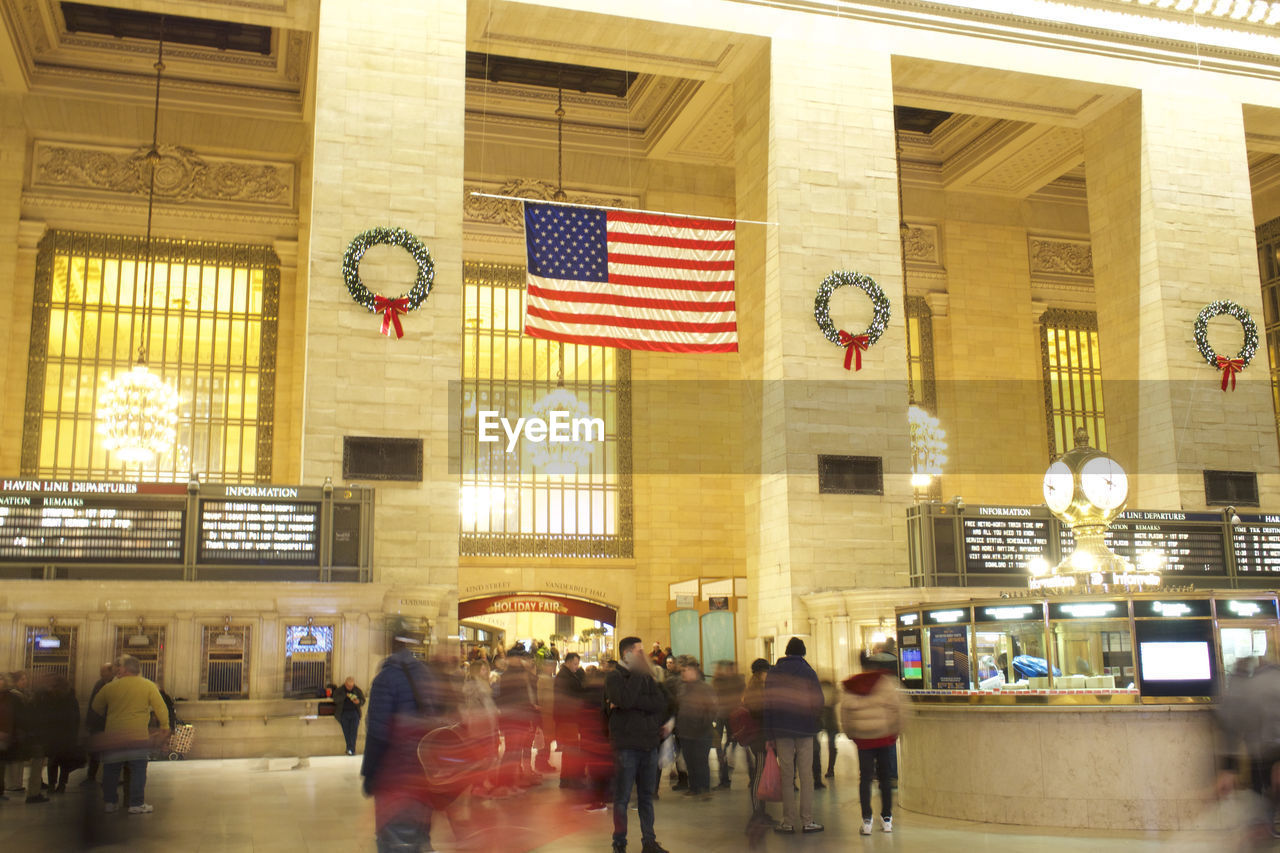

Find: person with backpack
360;622;443;852
841;651;905;836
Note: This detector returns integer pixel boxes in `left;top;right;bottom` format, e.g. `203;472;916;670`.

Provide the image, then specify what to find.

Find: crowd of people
0;656;174;816
357;629;908;853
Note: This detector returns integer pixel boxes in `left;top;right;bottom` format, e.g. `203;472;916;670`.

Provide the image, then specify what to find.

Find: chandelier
908;405;948;488
97;30;180;468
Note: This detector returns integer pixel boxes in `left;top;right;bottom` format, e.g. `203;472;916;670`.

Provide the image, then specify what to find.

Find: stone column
735;27;911;643
0;94;22;469
1084;91;1280;507
303;0;464;590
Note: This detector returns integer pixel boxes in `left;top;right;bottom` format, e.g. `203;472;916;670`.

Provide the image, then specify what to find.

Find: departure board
197;499;321;564
0;495;183;562
1232;514;1280;574
1059;512;1228;575
962;506;1054;574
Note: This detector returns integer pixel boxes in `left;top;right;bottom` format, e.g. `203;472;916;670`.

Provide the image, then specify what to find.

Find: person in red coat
840;653;904;836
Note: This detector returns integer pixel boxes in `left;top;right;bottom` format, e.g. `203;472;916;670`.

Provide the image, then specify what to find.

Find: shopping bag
658;734;675;769
756;744;782;802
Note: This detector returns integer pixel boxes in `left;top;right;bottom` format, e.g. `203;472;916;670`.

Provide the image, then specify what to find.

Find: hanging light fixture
528;81;591;476
97;28;180;468
908;405;948;488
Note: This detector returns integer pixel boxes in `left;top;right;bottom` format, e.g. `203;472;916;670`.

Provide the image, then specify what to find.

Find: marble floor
0;750;1264;853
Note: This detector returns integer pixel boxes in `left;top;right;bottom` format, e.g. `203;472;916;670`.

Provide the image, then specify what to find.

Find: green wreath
814;271;891;370
1193;300;1257;367
342;227;434;337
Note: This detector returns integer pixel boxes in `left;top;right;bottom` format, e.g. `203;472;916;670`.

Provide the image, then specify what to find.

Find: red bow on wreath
837;330;870;371
374;295;410;339
1216;355;1245;391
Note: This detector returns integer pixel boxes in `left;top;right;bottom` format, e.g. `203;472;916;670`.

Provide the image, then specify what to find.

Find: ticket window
1047;601;1132;689
1217;599;1280;686
922;608;973;690
1050;619;1132;688
114;624;165;686
24;625;77;683
973;622;1047;689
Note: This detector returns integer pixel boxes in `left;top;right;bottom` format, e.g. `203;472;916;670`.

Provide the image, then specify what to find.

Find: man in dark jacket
605;636;672;853
360;625;442;853
334;677;366;755
763;637;824;835
554;653;586;788
81;662;114;787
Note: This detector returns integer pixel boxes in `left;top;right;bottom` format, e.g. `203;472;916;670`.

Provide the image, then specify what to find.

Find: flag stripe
525;323;739;353
607;252;735;272
606;231;735;251
606;209;733;232
529;274;734;301
527;282;736;311
527;304;738;333
605;273;734;291
527;298;738;327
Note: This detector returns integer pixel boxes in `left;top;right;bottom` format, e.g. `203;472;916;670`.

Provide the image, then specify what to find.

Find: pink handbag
756;744;782;802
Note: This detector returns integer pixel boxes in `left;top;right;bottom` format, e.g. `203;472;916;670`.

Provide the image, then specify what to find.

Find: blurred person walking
763;638;824;835
42;674;82;793
841;652;904;835
535;659;557;774
675;658;716;799
460;660;501;794
1215;654;1280;843
711;661;745;790
334;676;366;755
496;648;540;787
0;673;12;800
361;623;444;852
81;662;114;788
817;679;839;779
10;671;49;804
579;665;613;812
554;652;587;788
90;656;169;814
606;636;672;853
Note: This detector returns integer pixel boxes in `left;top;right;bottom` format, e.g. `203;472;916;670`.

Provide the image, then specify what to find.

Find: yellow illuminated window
1040;309;1107;457
23;231;278;483
460;261;632;558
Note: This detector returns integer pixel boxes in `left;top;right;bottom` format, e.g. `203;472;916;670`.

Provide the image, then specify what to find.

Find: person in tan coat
840;652;904;836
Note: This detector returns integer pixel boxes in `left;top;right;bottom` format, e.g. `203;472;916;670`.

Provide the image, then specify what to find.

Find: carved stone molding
903;224;939;265
1028;237;1094;278
32;142;294;209
464;179;633;229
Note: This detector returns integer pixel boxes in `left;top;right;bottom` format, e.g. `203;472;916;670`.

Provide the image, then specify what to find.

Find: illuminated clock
1042;460;1074;514
1081;456;1128;511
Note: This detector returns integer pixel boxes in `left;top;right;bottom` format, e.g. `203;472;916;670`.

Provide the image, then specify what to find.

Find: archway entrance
458;593;617;662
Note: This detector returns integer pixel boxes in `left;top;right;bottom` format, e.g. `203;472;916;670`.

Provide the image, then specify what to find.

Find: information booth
894;591;1280;831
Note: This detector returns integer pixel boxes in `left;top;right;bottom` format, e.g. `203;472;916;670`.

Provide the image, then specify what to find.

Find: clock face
1042;460;1074;513
1080;455;1128;511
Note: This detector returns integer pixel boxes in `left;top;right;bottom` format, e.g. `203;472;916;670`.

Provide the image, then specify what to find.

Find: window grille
1040;309;1107;458
905;296;937;411
22;230;279;482
113;623;166;685
283;623;334;697
24;625;77;681
459;261;632;558
200;624;250;699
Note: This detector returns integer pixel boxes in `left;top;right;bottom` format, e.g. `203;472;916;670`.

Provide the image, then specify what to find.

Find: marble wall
899;704;1222;830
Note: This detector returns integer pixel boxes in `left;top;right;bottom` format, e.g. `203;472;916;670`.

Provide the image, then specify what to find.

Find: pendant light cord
139;30;165;365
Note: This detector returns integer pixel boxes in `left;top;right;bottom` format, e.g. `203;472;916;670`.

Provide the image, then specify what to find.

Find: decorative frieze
1028;237;1094;277
32;142;294;209
903;224;939;264
463;179;633;229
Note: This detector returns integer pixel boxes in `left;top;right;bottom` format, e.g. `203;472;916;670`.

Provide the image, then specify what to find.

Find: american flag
523;201;737;353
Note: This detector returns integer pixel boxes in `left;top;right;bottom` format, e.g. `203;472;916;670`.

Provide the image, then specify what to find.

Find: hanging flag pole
467;191;777;227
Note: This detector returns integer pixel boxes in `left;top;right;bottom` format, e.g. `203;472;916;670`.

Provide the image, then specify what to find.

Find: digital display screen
197;500;320;565
901;648;923;681
1139;641;1212;681
963;508;1053;575
1232;518;1280;574
0;497;184;563
1059;517;1227;575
